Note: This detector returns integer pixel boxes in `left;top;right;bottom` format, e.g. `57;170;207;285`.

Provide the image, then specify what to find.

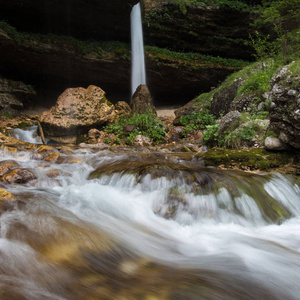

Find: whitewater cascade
1;128;300;299
131;2;146;96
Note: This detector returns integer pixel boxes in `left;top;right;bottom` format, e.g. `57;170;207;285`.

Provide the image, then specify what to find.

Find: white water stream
131;2;146;96
1;128;300;299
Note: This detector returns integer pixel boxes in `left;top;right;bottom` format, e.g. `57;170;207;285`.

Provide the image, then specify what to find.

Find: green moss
16;122;31;129
199;148;296;171
145;46;250;68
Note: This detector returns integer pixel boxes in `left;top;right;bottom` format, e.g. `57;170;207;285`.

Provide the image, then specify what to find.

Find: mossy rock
199;148;298;173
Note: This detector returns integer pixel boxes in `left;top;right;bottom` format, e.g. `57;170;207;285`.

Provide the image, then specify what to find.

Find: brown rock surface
39;85;116;143
130;85;156;115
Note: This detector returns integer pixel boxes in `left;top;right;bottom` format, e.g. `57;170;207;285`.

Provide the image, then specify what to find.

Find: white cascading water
1;137;300;299
131;2;146;96
9;126;46;144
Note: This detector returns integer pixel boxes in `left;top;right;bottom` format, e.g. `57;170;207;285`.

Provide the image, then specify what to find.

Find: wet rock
46;170;60;178
264;136;289;151
88;128;102;144
0;188;15;212
39;85;115;144
133;135;152;147
33;145;60;162
130;85;156;115
79;142;109;149
0;160;20;177
166;126;184;142
0;188;15;200
0;132;26;144
1;168;37;184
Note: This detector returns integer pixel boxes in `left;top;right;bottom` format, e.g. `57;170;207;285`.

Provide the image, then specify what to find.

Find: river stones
32;145;60;162
0;160;21;176
0;188;15;200
1;168;37;184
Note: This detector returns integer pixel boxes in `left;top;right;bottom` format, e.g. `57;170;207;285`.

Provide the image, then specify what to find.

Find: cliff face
0;0;254;108
0;0;139;42
143;2;255;60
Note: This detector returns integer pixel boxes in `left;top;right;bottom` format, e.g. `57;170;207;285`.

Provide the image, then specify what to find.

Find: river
1;130;300;299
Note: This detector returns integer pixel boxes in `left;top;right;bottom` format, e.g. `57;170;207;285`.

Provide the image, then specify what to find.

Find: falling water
131;2;146;96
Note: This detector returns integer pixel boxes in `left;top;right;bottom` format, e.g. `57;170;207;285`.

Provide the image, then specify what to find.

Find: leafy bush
203;123;220;146
104;112;166;145
180;109;216;137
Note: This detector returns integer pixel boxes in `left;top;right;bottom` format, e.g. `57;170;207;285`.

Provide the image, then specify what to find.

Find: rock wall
0;0;139;42
142;1;256;60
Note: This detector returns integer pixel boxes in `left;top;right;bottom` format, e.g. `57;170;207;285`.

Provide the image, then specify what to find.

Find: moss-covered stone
199;148;299;173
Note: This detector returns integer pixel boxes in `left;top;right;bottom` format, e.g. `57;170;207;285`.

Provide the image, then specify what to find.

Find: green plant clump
180;109;216;137
104;112;166;146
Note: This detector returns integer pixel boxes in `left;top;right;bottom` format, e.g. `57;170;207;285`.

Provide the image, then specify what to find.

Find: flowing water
131;2;146;96
0;128;300;299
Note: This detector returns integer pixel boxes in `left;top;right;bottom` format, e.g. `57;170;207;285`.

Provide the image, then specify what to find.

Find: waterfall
131;2;146;96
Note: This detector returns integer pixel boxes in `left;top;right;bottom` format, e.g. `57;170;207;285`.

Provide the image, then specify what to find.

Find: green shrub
203;123;220;146
180;109;216;137
104;111;166;145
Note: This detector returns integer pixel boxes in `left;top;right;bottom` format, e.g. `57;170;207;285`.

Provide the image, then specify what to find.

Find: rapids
0;133;300;299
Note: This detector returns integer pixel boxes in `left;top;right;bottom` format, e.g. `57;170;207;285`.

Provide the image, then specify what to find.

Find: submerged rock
0;160;21;177
39;85;115;144
1;168;37;184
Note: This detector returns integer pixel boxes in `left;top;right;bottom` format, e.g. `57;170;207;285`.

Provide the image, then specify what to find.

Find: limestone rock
218;111;242;136
210;78;243;118
267;61;300;149
0;188;15;200
115;101;131;117
0;160;20;177
133;135;152;147
1;168;37;184
39;85;115;144
32;145;60;162
264;136;289;151
130;85;156;115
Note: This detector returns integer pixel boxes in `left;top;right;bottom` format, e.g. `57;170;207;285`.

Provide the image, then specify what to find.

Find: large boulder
39;85;116;144
130;85;156;115
267;61;300;149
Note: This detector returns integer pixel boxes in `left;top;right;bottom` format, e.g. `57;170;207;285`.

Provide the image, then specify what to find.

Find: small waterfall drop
131;2;146;96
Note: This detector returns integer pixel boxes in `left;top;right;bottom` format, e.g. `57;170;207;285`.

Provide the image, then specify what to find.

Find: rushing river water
1;129;300;299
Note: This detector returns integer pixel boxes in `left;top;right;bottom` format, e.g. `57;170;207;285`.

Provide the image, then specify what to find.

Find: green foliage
104;138;111;144
152;0;256;12
250;111;269;120
237;61;281;95
203;124;220;146
180;110;216;137
252;0;300;60
145;46;250;68
1;112;13;119
225;125;257;148
0;21;130;58
104;112;166;145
